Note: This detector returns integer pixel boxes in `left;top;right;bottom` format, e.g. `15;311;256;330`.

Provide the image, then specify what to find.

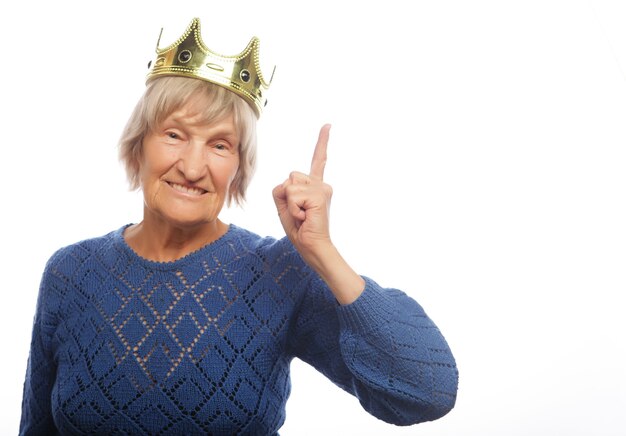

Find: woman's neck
123;215;229;262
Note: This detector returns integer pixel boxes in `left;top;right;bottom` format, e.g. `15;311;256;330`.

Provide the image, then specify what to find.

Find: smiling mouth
167;182;208;196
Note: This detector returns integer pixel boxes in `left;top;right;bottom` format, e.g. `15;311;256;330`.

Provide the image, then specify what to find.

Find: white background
1;1;625;435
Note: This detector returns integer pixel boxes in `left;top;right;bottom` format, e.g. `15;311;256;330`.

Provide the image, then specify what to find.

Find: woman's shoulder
229;225;311;290
44;225;127;272
230;225;297;257
229;225;307;270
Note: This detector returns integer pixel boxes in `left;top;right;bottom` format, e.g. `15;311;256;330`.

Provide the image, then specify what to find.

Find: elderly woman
20;18;458;435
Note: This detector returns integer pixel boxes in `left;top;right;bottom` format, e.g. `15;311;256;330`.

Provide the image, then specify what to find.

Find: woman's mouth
167;182;208;196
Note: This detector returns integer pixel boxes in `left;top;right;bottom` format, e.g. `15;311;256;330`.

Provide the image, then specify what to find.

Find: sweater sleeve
288;274;458;426
20;256;61;435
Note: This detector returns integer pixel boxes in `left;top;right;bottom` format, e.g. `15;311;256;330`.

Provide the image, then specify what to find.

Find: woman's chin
145;200;224;230
161;214;218;230
144;207;219;230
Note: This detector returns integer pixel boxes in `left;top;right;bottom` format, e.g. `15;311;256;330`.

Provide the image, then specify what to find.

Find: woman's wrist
306;243;365;305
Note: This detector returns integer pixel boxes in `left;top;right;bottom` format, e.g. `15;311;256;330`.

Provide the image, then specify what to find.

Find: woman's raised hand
273;124;365;304
273;124;333;260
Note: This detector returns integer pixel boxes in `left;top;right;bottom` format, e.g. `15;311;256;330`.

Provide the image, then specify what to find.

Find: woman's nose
176;142;208;181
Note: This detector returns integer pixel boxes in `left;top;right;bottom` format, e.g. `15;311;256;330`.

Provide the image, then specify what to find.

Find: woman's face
138;105;240;229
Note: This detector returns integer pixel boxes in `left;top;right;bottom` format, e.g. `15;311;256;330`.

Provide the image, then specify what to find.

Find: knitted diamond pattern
20;225;458;435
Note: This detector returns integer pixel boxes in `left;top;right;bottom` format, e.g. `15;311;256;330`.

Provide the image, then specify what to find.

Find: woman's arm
287;268;458;425
20;258;59;435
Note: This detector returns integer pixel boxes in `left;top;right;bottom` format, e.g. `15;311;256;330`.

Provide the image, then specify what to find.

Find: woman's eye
213;142;233;153
167;132;179;139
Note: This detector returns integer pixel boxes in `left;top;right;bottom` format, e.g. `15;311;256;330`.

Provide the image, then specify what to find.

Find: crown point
146;18;274;118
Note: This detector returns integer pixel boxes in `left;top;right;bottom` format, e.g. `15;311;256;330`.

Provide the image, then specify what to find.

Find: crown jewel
146;18;274;118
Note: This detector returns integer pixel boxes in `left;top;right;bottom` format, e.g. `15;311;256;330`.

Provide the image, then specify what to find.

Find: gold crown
146;18;274;118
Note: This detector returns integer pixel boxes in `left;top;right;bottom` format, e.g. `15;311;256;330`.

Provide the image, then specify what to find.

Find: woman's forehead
167;108;234;127
161;98;235;127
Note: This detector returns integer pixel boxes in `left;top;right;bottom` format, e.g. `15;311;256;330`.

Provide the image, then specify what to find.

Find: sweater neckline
113;223;241;270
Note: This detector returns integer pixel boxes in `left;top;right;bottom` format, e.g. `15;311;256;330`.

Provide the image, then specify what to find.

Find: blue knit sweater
20;224;458;435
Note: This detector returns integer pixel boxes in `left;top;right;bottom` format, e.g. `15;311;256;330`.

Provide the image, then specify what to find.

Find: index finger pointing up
310;124;331;180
